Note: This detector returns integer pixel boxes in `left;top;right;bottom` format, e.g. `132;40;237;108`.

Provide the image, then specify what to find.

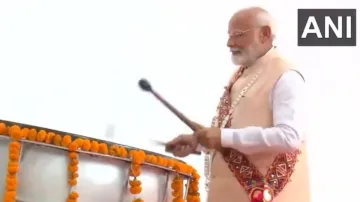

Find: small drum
0;120;200;202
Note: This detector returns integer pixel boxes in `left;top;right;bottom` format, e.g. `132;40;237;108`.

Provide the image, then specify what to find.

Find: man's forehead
228;12;254;33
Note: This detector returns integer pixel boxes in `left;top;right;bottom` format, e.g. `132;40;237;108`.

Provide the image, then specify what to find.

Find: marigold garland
0;122;201;202
67;136;80;202
67;151;79;202
109;144;128;158
186;171;201;202
3;125;22;202
128;150;146;202
171;175;184;202
67;191;79;202
0;122;8;135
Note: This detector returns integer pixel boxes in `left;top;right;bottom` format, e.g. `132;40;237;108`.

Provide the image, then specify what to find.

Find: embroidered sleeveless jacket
207;49;310;202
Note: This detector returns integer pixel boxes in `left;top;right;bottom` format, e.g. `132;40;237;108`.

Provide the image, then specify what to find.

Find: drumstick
150;139;167;146
138;78;201;155
138;78;198;131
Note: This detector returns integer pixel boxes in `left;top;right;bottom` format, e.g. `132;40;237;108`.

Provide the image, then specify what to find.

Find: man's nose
227;37;235;48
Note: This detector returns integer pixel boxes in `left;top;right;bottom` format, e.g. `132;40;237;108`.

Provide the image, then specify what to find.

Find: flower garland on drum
1;124;22;202
0;122;200;202
171;162;201;202
67;136;80;202
186;170;200;202
129;150;146;202
171;174;184;202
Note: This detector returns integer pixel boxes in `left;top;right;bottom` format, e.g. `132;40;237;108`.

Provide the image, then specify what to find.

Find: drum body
0;124;192;202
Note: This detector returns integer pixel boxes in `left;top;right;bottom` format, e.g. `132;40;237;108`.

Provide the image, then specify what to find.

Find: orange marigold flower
173;162;187;173
8;125;19;133
145;155;151;162
36;130;47;142
8;147;19;155
27;129;37;141
129;186;142;194
9;153;19;161
130;150;146;164
68;142;78;152
5;183;17;191
146;155;157;164
191;172;200;180
187;195;200;202
158;156;169;167
68;179;77;186
9;125;21;140
118;147;128;157
61;135;72;147
109;145;117;155
72;172;79;178
132;157;144;164
129;179;142;187
45;132;55;144
172;191;183;198
0;122;7;135
68;165;78;173
7;162;19;167
5;177;16;185
68;152;78;159
129;168;141;177
9;141;20;149
171;175;185;201
74;138;84;147
98;143;108;154
189;183;199;191
171;182;182;190
90;141;99;152
68;191;79;199
4;191;16;199
167;159;175;168
81;139;91;151
53;134;62;146
7;165;19;174
139;150;146;157
70;159;78;166
173;197;185;202
21;128;29;139
131;164;141;170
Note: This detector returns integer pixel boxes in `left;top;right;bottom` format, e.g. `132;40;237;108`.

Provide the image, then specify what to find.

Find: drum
0;120;201;202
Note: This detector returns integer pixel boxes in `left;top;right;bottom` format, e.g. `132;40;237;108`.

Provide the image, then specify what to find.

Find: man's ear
260;26;271;43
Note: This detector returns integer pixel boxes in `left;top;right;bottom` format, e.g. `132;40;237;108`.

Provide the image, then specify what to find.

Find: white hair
255;11;277;40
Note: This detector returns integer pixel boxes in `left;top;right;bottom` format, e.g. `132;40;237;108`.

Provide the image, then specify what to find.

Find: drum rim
0;119;185;162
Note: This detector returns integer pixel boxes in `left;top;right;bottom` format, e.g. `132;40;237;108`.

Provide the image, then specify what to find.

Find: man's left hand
195;127;222;150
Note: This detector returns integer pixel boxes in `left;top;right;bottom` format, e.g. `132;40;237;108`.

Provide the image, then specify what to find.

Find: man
165;7;310;202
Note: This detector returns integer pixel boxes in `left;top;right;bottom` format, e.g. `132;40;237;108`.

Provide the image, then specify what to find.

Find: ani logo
297;9;356;46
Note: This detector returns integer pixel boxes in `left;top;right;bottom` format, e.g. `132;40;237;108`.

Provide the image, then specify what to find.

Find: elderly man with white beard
165;7;310;202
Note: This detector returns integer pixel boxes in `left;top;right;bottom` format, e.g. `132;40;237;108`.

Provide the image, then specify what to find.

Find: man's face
227;15;262;66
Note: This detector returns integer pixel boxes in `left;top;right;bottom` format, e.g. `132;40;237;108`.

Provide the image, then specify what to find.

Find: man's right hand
165;121;204;157
165;134;198;157
191;121;205;131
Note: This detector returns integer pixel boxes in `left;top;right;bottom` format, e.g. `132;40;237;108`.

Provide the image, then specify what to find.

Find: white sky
0;0;359;201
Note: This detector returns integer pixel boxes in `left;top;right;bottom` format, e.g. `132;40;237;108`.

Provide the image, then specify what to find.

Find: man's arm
220;70;306;155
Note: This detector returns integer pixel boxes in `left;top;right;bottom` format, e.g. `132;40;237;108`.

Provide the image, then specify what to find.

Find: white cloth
197;70;306;155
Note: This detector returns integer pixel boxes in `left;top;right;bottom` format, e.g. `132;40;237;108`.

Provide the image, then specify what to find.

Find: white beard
231;41;260;66
231;54;248;66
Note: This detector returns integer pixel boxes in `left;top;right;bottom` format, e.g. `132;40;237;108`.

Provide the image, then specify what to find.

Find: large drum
0;120;200;202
